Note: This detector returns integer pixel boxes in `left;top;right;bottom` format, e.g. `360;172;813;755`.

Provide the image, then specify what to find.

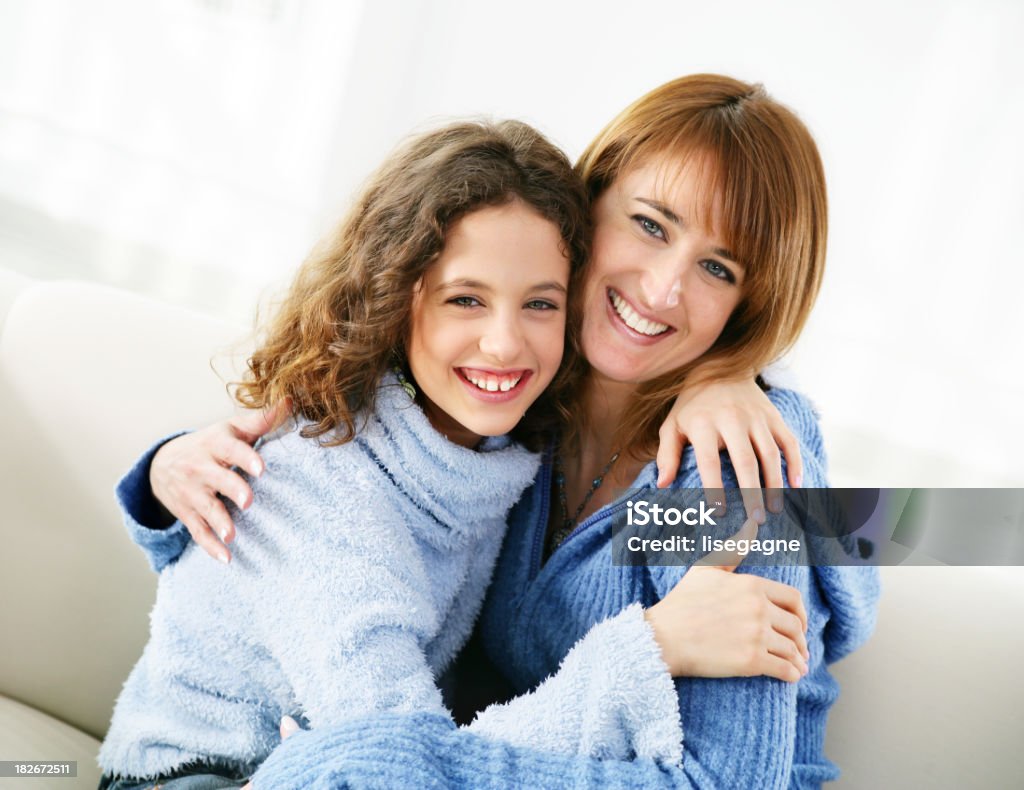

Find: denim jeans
98;759;251;790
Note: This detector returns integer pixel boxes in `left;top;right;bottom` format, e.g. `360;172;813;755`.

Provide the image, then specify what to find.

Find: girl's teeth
610;290;670;336
464;372;523;392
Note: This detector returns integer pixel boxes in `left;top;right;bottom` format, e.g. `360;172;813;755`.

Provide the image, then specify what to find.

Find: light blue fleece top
116;387;880;788
99;377;543;780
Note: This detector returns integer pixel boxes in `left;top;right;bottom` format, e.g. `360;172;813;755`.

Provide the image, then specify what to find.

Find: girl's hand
643;565;810;683
149;401;289;562
655;378;803;522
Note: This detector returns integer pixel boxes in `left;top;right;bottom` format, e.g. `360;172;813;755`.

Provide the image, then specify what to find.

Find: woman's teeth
463;371;523;392
610;291;670;336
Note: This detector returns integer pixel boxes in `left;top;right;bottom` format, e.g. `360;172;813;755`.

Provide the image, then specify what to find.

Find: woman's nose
479;316;525;362
639;263;684;311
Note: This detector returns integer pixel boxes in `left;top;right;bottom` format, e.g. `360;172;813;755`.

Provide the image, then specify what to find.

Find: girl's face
408;200;570;448
580;154;745;387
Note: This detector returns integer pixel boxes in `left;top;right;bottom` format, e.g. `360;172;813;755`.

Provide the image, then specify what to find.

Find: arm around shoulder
115;432;193;572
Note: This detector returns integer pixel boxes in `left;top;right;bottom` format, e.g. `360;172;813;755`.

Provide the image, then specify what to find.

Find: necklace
549;447;621;552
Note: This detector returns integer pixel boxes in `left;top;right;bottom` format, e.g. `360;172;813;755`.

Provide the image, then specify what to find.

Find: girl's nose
479;317;525;362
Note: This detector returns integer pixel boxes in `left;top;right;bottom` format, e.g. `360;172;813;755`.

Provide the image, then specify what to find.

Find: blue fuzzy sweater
99;378;543;780
117;387;880;788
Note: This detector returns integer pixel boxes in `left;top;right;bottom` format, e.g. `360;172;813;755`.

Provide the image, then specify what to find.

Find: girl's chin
458;418;520;438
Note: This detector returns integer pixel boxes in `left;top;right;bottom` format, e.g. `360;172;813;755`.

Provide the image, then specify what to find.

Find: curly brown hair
235;120;590;450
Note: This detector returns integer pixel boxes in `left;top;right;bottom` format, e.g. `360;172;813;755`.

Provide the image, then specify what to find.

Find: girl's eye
633;215;666;240
449;296;482;308
525;299;559;311
701;260;736;284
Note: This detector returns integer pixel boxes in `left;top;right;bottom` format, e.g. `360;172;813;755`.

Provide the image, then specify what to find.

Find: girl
117;76;878;788
97;119;591;786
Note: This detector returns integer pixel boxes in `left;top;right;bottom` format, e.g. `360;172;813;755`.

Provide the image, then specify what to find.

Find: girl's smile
456;367;533;400
408;200;570;448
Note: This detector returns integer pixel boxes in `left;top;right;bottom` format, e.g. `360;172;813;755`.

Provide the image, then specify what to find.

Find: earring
393;366;417;400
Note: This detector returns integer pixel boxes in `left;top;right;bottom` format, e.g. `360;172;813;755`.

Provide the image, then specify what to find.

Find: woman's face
408;200;569;448
580;155;745;386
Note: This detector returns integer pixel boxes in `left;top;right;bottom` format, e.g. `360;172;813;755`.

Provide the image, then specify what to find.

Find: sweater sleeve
115;432;193;572
251;712;690;790
466;603;683;765
247;593;802;789
249;692;800;790
223;438;450;728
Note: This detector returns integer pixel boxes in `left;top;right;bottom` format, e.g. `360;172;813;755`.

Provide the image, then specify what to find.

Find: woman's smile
607;288;675;342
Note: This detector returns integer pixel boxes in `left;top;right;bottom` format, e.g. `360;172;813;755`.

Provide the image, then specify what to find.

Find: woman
118;74;879;787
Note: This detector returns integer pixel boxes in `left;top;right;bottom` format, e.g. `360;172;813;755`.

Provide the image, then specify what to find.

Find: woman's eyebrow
636;197;741;265
637;197;684;228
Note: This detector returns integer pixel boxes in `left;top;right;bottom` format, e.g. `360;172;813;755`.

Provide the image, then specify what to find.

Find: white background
1;0;1021;487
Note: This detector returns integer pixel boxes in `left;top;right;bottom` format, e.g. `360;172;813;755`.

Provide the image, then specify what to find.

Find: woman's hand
149;401;289;562
655;378;803;522
644;565;810;683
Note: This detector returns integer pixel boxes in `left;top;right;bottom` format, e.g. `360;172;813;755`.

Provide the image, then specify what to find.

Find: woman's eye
525;299;558;311
449;296;482;308
633;215;666;240
701;260;735;284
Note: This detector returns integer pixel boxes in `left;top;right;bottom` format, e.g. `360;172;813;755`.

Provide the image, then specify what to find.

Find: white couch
0;271;1020;788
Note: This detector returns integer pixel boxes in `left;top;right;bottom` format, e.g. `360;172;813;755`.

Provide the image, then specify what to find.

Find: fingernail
794;474;803;488
250;461;263;477
281;715;300;736
218;550;230;564
238;490;250;509
753;507;765;524
217;525;229;541
770;494;783;513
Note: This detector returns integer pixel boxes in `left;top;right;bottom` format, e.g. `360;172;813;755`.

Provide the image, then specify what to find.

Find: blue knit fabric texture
118;387;880;788
101;377;540;780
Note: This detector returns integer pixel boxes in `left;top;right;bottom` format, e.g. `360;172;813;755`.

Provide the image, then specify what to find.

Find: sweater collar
356;374;541;535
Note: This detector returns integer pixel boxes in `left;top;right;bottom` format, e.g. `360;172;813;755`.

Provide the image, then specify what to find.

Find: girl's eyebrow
529;281;568;294
635;197;742;266
438;278;492;292
438;279;567;294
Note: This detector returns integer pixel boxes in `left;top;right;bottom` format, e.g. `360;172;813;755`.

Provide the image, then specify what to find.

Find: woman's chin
581;338;647;385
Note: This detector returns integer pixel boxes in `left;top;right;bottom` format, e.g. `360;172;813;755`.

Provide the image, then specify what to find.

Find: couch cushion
0;694;102;785
0;279;249;739
826;565;1024;787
